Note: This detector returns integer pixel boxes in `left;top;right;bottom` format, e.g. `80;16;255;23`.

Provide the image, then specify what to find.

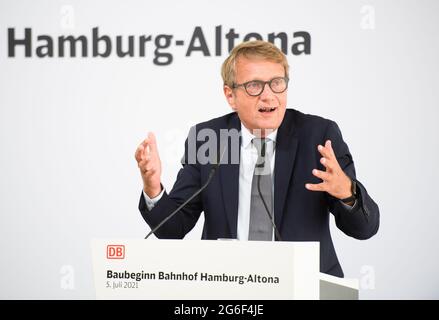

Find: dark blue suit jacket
139;109;380;277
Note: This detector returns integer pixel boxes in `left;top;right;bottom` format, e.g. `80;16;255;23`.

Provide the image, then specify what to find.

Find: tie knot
253;138;268;158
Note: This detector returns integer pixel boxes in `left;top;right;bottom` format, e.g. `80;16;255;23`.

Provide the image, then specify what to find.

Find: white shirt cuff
143;189;165;211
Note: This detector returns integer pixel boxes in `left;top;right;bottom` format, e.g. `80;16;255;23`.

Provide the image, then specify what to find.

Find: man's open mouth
258;106;276;113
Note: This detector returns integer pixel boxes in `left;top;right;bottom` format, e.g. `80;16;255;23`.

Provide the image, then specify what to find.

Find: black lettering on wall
36;35;53;57
268;32;288;54
5;27;312;63
116;35;135;57
154;34;173;66
225;28;239;53
92;27;111;57
8;28;31;57
243;33;263;42
58;35;87;57
215;25;222;56
139;35;152;57
292;31;311;55
186;26;210;57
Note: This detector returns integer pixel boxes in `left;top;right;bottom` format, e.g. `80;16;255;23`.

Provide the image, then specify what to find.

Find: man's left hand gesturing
305;140;353;201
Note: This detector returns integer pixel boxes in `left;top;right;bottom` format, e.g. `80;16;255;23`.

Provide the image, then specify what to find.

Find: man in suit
135;40;379;277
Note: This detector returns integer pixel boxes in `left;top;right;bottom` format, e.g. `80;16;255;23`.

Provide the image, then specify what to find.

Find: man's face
224;56;287;136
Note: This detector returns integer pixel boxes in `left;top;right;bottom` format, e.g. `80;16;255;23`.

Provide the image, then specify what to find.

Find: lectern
91;239;358;300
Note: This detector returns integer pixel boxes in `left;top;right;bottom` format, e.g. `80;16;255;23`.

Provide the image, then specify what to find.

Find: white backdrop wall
0;0;438;299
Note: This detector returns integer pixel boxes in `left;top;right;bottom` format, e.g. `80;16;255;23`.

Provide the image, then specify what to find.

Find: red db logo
107;245;125;259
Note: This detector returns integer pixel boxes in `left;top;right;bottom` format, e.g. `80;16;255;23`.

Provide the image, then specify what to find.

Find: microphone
145;146;227;239
256;139;283;241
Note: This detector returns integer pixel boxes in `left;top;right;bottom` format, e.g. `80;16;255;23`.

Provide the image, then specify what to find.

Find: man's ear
223;85;237;111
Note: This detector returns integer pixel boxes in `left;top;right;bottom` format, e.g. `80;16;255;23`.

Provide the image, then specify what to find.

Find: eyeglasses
232;76;289;96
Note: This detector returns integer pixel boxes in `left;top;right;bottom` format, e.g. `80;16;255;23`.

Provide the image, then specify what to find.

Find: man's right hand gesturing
135;132;162;198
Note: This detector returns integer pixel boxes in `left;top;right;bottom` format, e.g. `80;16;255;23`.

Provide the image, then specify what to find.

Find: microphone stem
145;167;216;240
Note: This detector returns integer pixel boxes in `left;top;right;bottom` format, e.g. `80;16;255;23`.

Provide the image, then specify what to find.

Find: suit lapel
219;114;241;239
274;112;298;232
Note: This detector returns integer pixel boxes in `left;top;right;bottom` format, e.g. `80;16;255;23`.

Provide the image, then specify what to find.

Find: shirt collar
240;123;278;149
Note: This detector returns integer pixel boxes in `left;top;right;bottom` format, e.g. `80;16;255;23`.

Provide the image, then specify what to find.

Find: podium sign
91;239;320;300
